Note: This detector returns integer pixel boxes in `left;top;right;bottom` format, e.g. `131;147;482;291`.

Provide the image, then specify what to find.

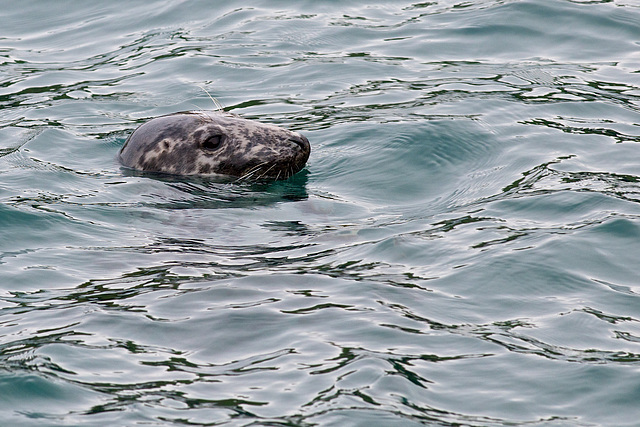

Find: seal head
119;111;310;180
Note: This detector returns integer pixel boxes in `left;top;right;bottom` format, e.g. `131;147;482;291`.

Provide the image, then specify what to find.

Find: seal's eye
202;135;223;151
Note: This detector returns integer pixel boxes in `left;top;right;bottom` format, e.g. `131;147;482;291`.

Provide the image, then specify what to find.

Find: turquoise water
1;1;640;425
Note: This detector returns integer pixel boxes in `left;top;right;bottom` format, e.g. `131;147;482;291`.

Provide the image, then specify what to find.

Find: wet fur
119;111;310;180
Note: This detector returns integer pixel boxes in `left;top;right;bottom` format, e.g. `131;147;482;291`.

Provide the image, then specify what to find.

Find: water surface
1;1;640;426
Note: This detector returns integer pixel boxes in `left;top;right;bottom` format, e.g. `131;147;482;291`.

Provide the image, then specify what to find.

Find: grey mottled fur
119;111;310;180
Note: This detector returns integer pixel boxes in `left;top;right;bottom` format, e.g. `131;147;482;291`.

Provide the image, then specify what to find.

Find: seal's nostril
289;135;310;152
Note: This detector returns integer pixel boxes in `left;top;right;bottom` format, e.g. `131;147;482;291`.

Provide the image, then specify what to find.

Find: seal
118;111;310;180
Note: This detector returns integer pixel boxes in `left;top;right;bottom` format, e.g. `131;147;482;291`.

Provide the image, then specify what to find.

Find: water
1;1;640;425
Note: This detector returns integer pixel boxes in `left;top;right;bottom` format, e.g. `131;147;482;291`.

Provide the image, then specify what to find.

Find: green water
1;1;640;426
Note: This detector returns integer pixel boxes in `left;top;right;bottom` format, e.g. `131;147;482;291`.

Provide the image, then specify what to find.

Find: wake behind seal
119;111;310;180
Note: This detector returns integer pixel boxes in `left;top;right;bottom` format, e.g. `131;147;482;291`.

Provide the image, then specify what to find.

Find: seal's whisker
248;163;269;178
197;85;224;112
257;163;278;180
235;171;254;183
238;162;269;182
191;109;211;122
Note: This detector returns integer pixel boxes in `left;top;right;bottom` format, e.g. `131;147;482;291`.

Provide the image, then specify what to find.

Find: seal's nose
289;134;310;153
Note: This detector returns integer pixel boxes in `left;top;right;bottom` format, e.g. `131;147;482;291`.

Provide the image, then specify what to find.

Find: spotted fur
119;111;310;180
